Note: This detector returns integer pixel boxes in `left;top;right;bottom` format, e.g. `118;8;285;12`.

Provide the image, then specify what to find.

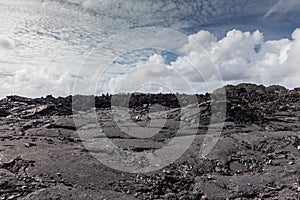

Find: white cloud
0;36;16;64
0;36;15;50
106;28;300;94
265;0;300;17
1;28;300;98
77;0;277;30
104;54;193;93
0;65;77;97
1;1;300;98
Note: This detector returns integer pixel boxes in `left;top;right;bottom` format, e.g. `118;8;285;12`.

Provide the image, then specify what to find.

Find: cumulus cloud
1;28;300;98
1;0;300;98
0;65;79;98
106;28;300;94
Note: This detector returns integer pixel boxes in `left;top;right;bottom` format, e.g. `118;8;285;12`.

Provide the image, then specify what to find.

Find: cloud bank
62;0;282;33
1;27;300;98
106;28;300;94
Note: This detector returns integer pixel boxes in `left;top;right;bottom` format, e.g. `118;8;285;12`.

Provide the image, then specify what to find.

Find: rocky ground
0;84;300;199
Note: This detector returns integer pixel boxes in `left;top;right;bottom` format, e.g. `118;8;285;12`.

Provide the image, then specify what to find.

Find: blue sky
0;0;300;97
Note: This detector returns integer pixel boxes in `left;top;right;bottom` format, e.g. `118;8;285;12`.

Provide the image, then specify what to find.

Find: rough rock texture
0;84;300;199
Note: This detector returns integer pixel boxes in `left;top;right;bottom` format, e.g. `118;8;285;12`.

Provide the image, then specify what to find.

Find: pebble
24;142;36;148
267;160;272;165
288;161;294;165
201;195;208;200
207;175;214;180
165;193;176;199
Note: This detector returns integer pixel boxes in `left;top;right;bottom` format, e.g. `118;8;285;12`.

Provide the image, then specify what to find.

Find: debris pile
0;84;299;199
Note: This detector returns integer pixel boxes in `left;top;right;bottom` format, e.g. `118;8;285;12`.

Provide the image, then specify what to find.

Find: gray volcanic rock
0;85;300;199
20;185;137;200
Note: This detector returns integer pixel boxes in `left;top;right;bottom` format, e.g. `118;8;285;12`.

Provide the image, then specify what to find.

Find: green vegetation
215;83;288;93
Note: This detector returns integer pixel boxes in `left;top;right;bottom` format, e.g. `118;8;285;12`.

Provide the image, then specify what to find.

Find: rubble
0;84;299;199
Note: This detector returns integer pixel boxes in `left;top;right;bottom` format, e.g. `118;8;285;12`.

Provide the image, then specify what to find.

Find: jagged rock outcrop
0;84;299;199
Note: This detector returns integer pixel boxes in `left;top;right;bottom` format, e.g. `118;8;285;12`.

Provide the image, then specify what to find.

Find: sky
0;0;300;97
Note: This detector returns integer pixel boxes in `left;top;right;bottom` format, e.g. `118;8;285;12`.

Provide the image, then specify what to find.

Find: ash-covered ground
0;84;300;199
